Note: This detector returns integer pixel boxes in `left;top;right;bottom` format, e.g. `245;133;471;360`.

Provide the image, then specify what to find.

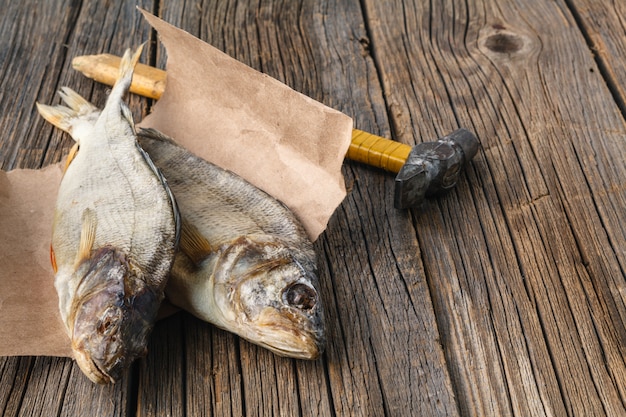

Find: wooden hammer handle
72;54;411;173
73;54;166;100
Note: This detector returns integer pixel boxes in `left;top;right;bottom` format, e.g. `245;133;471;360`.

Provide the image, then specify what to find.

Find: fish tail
36;88;99;134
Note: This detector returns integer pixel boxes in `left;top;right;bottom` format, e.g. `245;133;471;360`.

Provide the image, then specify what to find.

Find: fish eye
282;283;317;310
97;307;122;335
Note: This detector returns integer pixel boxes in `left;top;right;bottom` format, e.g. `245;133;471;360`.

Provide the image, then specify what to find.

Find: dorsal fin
180;218;213;265
137;127;178;145
74;208;97;267
135;141;181;247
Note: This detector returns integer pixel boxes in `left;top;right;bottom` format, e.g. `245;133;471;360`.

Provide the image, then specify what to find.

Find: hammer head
394;128;479;209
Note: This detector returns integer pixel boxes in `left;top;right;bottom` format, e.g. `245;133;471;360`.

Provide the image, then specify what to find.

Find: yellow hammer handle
72;54;411;173
348;130;412;173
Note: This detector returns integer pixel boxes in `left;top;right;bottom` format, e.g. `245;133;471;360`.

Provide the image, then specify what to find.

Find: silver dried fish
37;45;179;383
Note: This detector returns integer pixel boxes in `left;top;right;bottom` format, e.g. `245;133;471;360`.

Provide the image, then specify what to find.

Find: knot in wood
478;24;536;61
484;33;523;54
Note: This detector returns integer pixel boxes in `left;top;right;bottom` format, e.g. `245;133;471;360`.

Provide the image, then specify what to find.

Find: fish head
68;247;160;384
212;235;325;359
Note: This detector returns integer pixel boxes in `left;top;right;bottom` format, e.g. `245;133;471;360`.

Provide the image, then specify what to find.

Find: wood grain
1;0;625;416
567;0;626;112
362;0;626;415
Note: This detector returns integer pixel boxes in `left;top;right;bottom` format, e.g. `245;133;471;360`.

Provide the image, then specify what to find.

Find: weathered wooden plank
567;0;626;111
137;314;185;417
183;317;245;417
262;1;459;414
471;1;626;413
238;346;302;417
363;0;626;415
57;362;132;417
0;357;35;416
0;355;131;417
567;0;626;346
3;357;72;417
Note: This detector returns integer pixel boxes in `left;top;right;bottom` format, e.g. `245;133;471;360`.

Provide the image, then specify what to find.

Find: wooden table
2;0;626;415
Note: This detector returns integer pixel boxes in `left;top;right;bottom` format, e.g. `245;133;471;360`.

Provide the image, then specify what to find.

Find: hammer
72;54;479;209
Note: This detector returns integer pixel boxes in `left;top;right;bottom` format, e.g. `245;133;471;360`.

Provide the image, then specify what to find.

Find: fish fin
50;244;58;273
36;102;76;133
135;141;181;246
74;208;98;267
120;103;136;134
64;142;79;172
118;44;144;80
180;219;213;265
137;127;177;145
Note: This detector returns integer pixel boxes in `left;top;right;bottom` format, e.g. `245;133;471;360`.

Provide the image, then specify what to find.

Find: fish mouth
72;346;121;384
249;306;325;360
263;339;324;360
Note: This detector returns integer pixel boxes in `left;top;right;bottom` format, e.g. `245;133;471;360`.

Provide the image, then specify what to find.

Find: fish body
137;129;325;359
37;46;179;383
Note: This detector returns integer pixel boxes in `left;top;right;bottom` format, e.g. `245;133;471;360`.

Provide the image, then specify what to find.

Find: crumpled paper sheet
139;11;353;240
0;11;352;357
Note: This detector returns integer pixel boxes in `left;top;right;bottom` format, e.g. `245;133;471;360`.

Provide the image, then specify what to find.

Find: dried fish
36;46;180;384
138;128;325;359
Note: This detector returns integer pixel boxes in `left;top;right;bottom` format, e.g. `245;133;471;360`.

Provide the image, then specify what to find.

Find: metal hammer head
394;128;479;209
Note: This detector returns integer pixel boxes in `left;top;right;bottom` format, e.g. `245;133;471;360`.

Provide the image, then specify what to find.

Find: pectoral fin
74;208;97;267
50;244;58;273
64;143;79;172
180;219;213;265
